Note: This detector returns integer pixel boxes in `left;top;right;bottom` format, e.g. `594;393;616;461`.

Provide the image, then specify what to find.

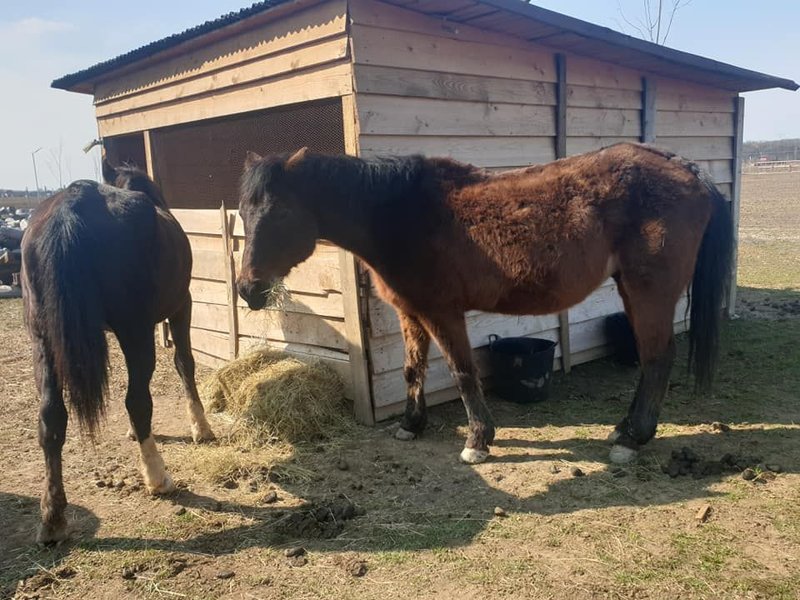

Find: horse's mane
109;164;168;210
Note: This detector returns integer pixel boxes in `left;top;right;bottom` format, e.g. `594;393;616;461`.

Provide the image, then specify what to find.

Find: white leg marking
609;444;638;464
187;401;215;442
394;427;417;441
460;447;490;464
139;437;175;494
607;429;621;443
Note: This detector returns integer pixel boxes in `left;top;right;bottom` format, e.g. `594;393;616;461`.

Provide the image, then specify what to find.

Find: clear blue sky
1;0;797;190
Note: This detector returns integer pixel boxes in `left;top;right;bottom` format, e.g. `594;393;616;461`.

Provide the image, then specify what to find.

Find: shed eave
51;0;799;95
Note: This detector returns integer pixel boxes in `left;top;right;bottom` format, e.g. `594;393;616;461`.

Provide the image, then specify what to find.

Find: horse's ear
101;158;117;184
244;151;263;170
286;147;309;170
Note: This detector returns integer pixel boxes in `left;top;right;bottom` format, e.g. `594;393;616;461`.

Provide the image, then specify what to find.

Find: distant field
738;171;800;291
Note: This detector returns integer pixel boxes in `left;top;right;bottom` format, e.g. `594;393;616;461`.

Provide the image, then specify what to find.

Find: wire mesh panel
104;133;147;171
151;99;345;209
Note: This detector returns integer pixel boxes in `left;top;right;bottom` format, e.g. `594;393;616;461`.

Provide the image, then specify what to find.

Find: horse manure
260;491;279;504
711;421;731;432
346;558;368;577
570;467;585;477
173;506;187;516
276;498;364;539
284;546;306;558
741;468;757;481
494;506;508;517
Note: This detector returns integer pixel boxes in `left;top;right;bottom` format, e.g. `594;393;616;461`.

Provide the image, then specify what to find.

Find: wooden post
728;96;745;317
641;77;657;144
340;94;375;424
144;129;171;348
220;204;239;359
555;53;571;373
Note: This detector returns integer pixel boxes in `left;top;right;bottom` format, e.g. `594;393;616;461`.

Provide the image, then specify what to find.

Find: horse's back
25;180;164;326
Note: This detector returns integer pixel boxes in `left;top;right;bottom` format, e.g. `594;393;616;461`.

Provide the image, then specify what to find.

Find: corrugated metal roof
53;0;798;94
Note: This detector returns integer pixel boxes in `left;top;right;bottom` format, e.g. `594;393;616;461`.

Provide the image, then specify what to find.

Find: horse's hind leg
424;313;495;464
118;328;175;494
395;312;431;441
609;279;678;464
33;338;69;544
169;298;215;442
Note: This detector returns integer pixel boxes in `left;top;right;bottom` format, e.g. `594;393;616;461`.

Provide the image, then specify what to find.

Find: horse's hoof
192;423;216;443
146;473;176;495
394;427;417;441
460;447;490;464
126;428;137;442
36;521;68;545
607;429;621;443
609;444;638;464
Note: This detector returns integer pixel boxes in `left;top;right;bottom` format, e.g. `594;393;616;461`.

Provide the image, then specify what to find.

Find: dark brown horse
236;143;732;466
22;162;215;543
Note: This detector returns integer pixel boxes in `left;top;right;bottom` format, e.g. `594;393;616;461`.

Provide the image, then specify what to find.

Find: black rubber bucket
487;334;557;404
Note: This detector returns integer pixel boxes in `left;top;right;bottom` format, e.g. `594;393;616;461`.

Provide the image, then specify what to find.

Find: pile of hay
199;348;350;444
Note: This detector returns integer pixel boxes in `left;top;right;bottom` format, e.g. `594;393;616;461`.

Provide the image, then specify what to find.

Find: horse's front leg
425;313;495;464
395;312;431;441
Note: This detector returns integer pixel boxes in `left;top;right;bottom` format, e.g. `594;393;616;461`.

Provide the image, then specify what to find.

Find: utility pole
31;147;42;198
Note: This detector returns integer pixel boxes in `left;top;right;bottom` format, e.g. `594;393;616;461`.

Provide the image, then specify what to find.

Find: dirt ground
2;172;799;600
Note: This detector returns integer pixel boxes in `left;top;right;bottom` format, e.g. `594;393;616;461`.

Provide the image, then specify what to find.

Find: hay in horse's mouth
262;279;290;309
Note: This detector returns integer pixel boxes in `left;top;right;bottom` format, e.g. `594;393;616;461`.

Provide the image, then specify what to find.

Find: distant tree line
743;139;800;162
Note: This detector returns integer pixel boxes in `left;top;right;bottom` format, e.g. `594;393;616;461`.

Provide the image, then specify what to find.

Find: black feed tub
487;334;557;404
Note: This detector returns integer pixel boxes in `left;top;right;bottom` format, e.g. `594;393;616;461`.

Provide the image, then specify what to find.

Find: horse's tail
688;174;734;393
24;186;109;435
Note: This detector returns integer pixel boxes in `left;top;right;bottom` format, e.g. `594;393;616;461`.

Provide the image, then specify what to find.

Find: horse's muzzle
236;277;268;310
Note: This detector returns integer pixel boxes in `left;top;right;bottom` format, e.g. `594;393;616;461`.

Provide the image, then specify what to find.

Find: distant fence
743;160;800;174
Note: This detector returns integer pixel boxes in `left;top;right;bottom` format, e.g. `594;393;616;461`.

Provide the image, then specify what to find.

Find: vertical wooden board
339;94;374;424
219;205;239;359
339;251;374;424
728;97;744;316
554;53;570;373
641;77;656;144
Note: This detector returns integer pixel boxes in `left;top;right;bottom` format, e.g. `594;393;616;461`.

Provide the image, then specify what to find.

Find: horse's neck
294;156;414;263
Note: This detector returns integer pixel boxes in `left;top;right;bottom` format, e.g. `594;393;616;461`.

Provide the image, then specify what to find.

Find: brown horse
236;143;732;466
22;162;215;543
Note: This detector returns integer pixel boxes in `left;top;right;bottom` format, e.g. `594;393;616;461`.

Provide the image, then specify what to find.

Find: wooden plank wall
654;77;737;200
170;208;354;396
94;0;351;137
351;0;735;420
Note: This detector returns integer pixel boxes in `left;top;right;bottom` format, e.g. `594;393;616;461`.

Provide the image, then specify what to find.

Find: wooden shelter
54;0;797;424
